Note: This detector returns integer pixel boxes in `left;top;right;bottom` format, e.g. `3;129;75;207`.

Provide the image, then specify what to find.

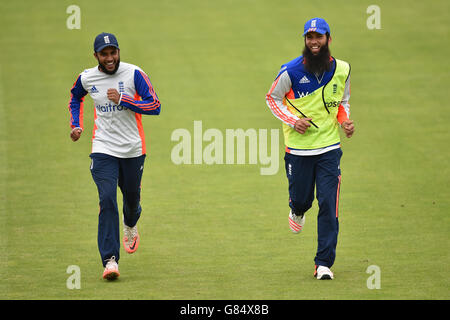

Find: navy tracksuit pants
285;148;342;268
90;153;146;267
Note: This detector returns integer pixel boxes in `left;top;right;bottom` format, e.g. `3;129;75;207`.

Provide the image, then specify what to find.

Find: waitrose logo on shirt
95;103;128;113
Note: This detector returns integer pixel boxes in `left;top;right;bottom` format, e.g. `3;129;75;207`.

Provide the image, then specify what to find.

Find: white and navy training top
68;62;161;158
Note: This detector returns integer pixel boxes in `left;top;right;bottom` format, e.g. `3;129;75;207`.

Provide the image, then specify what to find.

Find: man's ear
328;36;332;45
93;52;98;59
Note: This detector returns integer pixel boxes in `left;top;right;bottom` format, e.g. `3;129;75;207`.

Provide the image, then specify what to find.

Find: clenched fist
107;88;120;104
294;118;312;134
70;128;82;142
341;120;355;138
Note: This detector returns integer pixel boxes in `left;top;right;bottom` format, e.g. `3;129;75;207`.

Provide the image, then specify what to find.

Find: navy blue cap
94;32;119;52
302;18;331;36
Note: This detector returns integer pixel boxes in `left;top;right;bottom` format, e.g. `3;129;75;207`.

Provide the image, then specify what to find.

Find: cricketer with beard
265;18;355;280
68;32;161;280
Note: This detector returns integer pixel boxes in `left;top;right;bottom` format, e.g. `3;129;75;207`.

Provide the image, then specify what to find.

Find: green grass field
1;0;449;300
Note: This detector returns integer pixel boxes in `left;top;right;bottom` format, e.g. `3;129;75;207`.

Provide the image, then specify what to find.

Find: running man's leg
284;152;316;216
118;155;146;228
314;148;342;268
90;153;121;266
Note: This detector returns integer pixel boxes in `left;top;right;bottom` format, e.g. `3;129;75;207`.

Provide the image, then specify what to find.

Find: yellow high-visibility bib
283;59;350;149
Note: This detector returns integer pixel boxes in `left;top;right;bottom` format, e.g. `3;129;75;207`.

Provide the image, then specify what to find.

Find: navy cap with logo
94;32;119;52
302;18;331;36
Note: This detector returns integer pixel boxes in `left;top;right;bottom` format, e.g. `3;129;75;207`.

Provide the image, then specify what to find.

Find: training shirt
68;62;161;158
266;56;350;156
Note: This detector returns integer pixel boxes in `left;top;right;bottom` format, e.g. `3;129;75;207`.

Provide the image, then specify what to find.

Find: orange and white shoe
314;265;334;280
102;256;120;280
288;210;305;234
123;223;140;254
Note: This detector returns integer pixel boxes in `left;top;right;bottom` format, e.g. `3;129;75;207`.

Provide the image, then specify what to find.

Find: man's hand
107;88;120;104
341;120;355;138
70;128;83;142
294;118;312;134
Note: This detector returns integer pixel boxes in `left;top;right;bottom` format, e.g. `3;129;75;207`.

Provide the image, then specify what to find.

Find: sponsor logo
90;86;99;93
95;103;128;113
129;238;137;251
297;91;310;98
299;76;310;84
324;100;340;108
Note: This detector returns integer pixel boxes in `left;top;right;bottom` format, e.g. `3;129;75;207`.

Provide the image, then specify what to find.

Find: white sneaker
288;210;305;234
103;256;120;280
314;265;334;280
123;223;140;254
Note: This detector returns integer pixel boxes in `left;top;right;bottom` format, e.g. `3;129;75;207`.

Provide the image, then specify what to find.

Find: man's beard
98;58;120;75
302;44;331;75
